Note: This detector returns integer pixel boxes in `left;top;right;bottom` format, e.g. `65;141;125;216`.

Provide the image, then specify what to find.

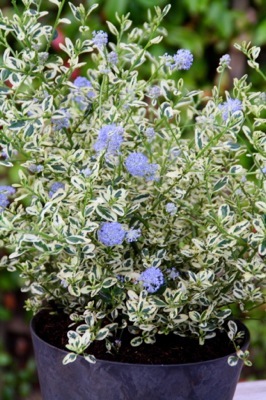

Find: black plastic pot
31;315;249;400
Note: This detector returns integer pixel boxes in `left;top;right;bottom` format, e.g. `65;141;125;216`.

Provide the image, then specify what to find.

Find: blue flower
48;182;65;198
92;30;108;49
167;267;180;280
165;202;177;216
73;77;92;88
98;222;126;246
145;127;155;142
125;152;158;181
80;167;92;177
1;147;18;159
219;98;242;121
219;54;231;68
52;109;70;130
28;164;44;173
148;85;161;99
107;51;118;65
94;124;124;157
126;228;141;243
0;186;16;196
165;49;193;71
138;267;164;293
0;186;15;213
0;193;9;213
72;77;94;110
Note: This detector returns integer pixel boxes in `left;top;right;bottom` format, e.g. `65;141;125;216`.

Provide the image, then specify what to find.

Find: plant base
31;311;250;400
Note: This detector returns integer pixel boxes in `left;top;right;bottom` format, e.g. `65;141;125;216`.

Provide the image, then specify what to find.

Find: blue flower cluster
167;267;180;280
94;124;124;158
107;51;118;65
0;186;15;213
92;30;108;49
165;202;177;216
165;49;193;71
72;77;94;110
145;127;155;142
98;223;141;246
125;152;158;181
48;182;65;198
148;85;161;99
80;167;92;177
219;98;242;121
219;54;231;68
138;267;164;293
126;228;141;243
52;109;71;130
28;164;44;173
98;222;126;246
1;147;18;159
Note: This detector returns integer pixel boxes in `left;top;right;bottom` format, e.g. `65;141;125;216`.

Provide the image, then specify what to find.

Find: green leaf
151;298;167;307
82;243;96;255
102;277;117;288
24;124;34;137
84;205;95;217
49;190;66;203
42;95;54;112
130;336;143;347
62;352;77;365
72;149;85;162
0;160;13;167
84;354;96;364
76;324;89;334
228;220;249;235
49;164;67;173
9;120;27;130
96;205;116;221
195;129;204;150
68;285;80;297
189;311;201;322
216;238;234;248
66;235;88;244
132;194;149;202
218;204;231;220
230;165;242;174
259;240;266;256
33;241;50;252
0;86;11;93
95;328;109;341
255;202;266;213
228;355;239;367
82;223;98;233
31;283;45;295
192;238;206;251
213;176;228;192
228;320;238;335
69;2;81;21
112;205;125;216
71;176;86;191
106;20;119;36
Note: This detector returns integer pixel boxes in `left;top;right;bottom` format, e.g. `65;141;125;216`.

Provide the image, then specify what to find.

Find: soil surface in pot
34;309;245;365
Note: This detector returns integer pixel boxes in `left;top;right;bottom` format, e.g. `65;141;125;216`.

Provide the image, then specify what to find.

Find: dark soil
34;309;247;365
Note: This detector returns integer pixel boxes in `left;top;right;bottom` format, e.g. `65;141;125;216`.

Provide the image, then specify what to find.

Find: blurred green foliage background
0;0;265;398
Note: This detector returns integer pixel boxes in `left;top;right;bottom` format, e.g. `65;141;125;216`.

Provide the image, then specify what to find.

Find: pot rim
30;314;250;368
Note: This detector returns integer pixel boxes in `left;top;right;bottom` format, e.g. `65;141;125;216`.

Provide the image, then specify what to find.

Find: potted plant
0;1;265;399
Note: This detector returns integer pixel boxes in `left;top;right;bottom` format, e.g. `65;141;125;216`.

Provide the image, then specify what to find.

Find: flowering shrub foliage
0;0;265;364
